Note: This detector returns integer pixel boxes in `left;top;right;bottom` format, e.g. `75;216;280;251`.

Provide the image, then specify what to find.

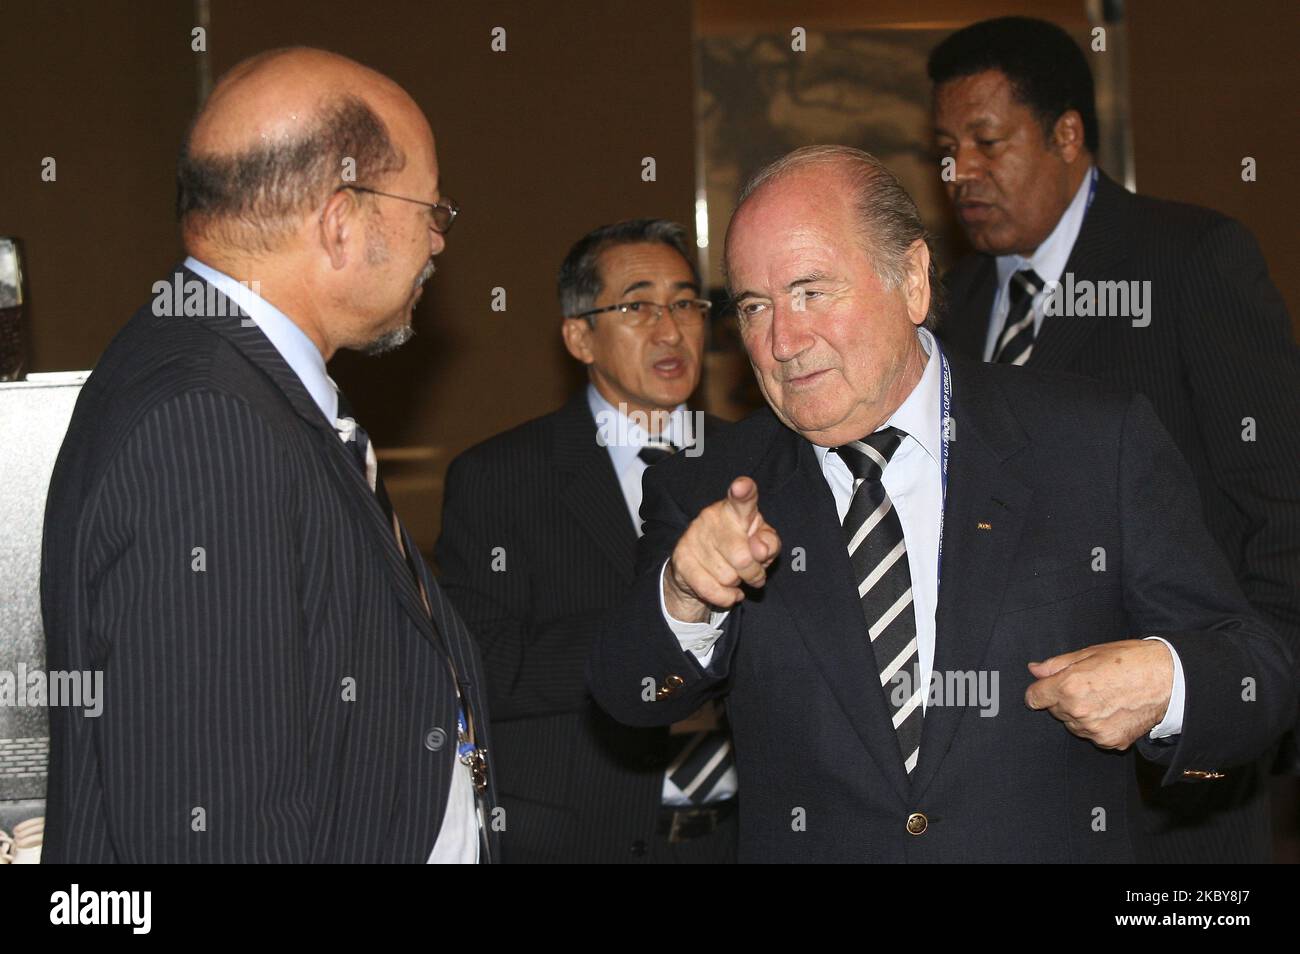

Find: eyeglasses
572;299;712;328
337;184;459;234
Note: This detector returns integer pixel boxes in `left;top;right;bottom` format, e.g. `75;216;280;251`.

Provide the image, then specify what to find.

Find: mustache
954;187;995;205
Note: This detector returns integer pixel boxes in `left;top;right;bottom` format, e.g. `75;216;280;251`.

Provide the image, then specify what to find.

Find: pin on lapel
977;521;992;530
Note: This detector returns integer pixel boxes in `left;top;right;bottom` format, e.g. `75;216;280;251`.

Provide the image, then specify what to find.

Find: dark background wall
2;0;1296;554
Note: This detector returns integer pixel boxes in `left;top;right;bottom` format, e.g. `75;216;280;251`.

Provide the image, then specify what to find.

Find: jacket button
425;727;447;751
630;839;647;857
906;812;928;835
656;674;686;700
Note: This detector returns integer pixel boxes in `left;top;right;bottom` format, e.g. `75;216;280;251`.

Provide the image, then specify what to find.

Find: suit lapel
755;418;914;805
942;259;998;361
910;359;1033;798
552;392;639;584
1028;172;1131;371
179;266;443;651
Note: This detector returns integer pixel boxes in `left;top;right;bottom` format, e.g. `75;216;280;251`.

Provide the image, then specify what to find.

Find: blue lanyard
456;705;475;760
936;341;952;591
1085;164;1099;211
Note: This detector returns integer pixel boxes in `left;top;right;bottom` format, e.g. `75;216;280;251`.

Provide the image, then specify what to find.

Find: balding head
726;145;939;329
175;48;448;361
722;146;934;446
178;47;424;255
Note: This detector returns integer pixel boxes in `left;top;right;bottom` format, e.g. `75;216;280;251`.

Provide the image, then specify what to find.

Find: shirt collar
184;255;338;424
995;163;1095;290
813;326;943;469
586;382;691;473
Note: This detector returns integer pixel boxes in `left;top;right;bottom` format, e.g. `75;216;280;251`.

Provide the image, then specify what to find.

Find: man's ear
317;189;358;270
902;238;932;328
1051;109;1086;164
561;317;596;364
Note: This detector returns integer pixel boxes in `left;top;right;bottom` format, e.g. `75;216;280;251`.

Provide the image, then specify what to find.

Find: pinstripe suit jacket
939;172;1300;862
436;393;735;863
40;266;497;863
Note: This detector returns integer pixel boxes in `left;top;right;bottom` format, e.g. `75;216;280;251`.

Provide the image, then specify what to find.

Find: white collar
812;326;943;466
586;383;691;473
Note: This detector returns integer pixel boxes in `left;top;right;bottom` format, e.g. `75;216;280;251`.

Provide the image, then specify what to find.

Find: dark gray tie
833;427;922;775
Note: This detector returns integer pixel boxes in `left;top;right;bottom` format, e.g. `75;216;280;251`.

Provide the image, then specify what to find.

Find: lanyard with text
1085;164;1099;212
936;340;953;592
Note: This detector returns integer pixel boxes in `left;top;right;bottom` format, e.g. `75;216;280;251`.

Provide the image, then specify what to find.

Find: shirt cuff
1143;635;1185;739
659;559;729;667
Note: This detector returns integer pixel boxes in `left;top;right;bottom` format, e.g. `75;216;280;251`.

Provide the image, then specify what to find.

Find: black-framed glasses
572;298;712;328
338;184;459;234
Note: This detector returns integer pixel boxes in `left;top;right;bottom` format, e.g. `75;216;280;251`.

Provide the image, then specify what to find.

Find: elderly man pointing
589;145;1294;863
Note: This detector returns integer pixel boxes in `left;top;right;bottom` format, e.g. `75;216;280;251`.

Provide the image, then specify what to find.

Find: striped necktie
640;437;738;804
833;427;923;775
992;268;1043;366
335;391;427;609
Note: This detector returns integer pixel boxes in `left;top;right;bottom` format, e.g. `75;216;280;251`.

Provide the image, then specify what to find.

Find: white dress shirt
185;256;480;862
983;165;1096;361
662;326;1184;739
587;383;693;537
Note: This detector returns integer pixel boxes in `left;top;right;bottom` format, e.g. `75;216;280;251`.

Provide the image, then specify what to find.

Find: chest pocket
1000;553;1107;614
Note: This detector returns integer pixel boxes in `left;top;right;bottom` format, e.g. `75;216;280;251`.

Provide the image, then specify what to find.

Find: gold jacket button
906;812;928;835
656;674;686;700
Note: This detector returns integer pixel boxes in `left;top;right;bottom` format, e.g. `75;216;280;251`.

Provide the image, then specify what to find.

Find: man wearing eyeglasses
42;48;494;863
436;219;738;863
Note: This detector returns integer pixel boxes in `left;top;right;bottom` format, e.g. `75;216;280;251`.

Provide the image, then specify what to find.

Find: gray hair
557;218;699;320
730;145;941;328
176;93;406;254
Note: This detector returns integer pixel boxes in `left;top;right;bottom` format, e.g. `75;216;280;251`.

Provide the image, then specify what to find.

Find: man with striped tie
437;219;737;862
929;17;1300;862
589;145;1295;863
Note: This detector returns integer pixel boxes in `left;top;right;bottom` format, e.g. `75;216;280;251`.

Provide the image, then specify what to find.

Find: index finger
725;476;759;526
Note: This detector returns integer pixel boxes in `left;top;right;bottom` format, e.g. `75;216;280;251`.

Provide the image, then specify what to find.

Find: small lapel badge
977;521;992;531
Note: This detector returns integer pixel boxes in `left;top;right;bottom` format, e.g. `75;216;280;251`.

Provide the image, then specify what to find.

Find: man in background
437;219;737;862
930;15;1300;862
42;48;493;862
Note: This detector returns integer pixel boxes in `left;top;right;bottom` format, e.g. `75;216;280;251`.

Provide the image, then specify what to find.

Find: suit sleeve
435;451;604;720
86;390;311;862
588;456;740;727
1177;218;1300;663
1117;392;1298;780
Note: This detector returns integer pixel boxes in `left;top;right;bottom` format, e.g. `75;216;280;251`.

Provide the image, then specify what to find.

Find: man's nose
951;145;985;187
429;227;446;257
770;300;810;362
651;305;684;344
